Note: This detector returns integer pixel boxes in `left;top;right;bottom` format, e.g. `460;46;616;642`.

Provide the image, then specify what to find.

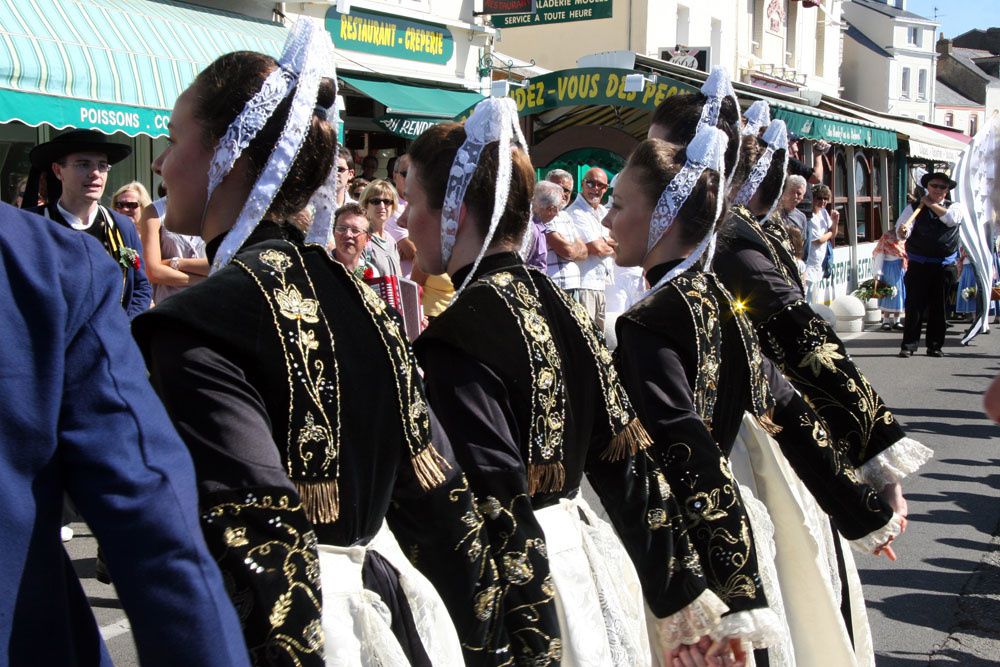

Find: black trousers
902;261;957;352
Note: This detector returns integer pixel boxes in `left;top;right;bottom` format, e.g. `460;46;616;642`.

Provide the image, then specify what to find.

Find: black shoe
881;322;892;330
893;321;905;330
898;349;913;358
927;349;944;357
94;552;111;585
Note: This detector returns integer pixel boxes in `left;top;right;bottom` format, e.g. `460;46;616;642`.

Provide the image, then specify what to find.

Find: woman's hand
880;481;908;517
670;635;746;667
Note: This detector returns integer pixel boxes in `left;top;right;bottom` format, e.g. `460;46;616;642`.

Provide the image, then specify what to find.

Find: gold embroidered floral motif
224;526;249;548
474;586;501;621
269;591;293;628
503;552;534;585
259;249;293;273
799;342;845;376
275;284;320;323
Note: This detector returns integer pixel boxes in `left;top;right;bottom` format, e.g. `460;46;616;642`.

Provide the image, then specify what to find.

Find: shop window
853;152;882;242
0;122;38;206
832;149;849;245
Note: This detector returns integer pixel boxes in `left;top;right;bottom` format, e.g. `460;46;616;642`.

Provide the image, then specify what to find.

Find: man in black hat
895;171;966;357
25;129;151;319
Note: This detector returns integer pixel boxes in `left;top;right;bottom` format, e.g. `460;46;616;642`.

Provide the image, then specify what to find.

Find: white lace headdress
441;96;529;297
742;100;771;137
733;119;789;210
644;125;729;296
697;66;740;179
209;18;338;272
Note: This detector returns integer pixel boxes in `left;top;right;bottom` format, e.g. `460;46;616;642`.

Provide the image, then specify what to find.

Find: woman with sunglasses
132;21;496;665
138;185;209;305
111;181;152;227
359;179;402;277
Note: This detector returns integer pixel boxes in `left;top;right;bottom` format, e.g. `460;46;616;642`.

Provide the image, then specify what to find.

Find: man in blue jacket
0;201;249;665
24;129;151;319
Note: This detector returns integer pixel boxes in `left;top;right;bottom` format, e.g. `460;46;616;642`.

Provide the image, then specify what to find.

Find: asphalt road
67;319;1000;665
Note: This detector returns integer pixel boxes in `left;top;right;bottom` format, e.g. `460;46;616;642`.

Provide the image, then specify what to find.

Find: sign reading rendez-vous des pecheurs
490;0;612;28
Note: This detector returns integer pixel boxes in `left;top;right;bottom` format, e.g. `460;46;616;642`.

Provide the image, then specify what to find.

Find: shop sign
482;0;536;15
325;8;454;65
375;113;441;140
491;0;612;28
660;46;711;73
812;243;876;304
484;68;695;117
0;87;170;138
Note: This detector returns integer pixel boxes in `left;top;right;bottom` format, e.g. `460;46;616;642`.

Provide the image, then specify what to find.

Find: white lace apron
533;493;651;667
316;523;464;666
734;413;876;667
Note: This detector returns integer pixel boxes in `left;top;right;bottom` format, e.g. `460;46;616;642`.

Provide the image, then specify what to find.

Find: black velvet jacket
415;252;707;665
133;223;498;666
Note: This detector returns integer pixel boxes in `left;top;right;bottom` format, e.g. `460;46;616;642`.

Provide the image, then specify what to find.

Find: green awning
771;104;897;151
0;0;288;137
340;74;483;138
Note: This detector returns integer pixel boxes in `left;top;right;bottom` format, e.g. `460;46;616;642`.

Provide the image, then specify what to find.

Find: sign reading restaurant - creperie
325;8;454;64
491;0;612;28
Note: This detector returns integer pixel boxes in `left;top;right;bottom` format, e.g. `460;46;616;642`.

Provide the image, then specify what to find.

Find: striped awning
0;0;288;137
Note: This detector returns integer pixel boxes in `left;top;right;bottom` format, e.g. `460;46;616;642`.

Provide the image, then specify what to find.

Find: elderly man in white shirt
566;166;615;329
540;180;587;294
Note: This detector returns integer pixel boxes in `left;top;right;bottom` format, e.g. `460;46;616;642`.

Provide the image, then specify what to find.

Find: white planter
830;295;866;334
864;297;882;325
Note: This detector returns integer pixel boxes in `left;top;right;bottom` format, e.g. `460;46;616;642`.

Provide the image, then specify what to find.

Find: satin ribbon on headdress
644;125;729;296
440;96;529;297
208;18;338;272
742;100;771;137
697;66;740;179
732;119;789;213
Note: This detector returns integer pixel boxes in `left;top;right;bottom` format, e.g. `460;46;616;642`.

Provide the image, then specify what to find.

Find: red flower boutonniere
363;266;375;280
118;247;140;271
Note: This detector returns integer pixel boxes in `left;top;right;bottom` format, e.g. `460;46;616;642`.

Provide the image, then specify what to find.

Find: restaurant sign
491;0;612;28
482;0;536;15
325;8;454;64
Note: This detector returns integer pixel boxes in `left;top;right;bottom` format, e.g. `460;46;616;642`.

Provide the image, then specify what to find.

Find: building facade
841;0;938;120
936;33;1000;124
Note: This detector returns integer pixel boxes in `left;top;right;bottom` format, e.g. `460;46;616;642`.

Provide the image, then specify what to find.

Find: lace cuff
849;512;904;555
653;589;729;651
709;607;785;649
856;437;933;488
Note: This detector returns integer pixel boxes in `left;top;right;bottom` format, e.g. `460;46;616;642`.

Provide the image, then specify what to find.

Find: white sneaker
61;525;74;542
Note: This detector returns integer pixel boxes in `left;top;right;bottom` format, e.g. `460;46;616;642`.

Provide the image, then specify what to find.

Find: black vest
906;204;960;258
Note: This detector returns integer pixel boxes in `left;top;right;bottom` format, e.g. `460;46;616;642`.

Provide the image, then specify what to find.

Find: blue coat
0;203;249;666
27;202;152;319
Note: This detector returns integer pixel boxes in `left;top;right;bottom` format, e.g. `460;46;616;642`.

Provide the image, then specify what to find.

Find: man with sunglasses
565;166;615;329
334;145;357;209
895;172;967;357
24;129;150;320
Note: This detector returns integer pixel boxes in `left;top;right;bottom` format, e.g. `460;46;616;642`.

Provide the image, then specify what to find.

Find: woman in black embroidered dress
400;98;735;666
650;91;932;522
606;126;903;666
132;23;498;666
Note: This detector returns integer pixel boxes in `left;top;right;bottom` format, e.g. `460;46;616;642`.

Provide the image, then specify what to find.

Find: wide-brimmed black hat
920;171;957;190
29;129;131;169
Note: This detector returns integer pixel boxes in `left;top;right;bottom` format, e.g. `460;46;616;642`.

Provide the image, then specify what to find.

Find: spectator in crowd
546;168;574;209
787;137;829;213
24;129;151;320
776;174;809;249
542;178;587;297
896;172;966;357
360;153;379;180
138;195;208;306
525;180;564;271
348;176;369;201
566;166;615;329
359;179;402;277
873;226;907;330
386;154;416;277
784;223;808;287
331;202;375;277
805;183;838;302
335;145;355;208
11;175;28;208
0;201;249;667
112;181;152;229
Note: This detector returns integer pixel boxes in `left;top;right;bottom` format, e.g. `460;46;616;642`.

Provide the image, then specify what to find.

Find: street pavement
66;318;1000;665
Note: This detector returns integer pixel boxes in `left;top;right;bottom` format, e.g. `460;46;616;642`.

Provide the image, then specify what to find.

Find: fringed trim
654;589;730;651
294;479;339;525
855;437;933;489
709;607;786;650
602;418;653;461
755;410;782;436
411;443;452;491
528;461;565;495
849;512;904;555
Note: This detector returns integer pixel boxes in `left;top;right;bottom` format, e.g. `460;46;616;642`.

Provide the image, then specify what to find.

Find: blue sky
904;0;998;39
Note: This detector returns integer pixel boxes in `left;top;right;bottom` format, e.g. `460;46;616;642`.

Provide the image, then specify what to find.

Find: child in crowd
873;226;907;329
785;224;808;287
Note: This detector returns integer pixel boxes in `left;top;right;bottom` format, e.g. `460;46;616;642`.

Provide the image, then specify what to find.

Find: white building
841;0;938;120
492;0;845;96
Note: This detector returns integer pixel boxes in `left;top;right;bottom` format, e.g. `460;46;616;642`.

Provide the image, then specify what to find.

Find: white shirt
805;208;832;281
566;194;611;291
57;201;100;231
894;201;965;239
385;200;411;278
543;210;581;290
